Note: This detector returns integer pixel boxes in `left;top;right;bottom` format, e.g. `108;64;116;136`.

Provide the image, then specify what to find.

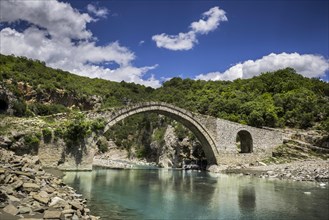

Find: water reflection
63;169;329;220
238;184;256;216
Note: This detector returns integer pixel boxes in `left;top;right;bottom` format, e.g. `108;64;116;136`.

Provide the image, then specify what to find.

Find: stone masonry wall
215;118;282;153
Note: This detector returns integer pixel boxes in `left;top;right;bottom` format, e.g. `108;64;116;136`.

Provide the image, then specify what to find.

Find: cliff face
155;125;206;169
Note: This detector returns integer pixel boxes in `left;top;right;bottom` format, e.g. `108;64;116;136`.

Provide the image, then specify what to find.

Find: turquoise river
63;169;329;220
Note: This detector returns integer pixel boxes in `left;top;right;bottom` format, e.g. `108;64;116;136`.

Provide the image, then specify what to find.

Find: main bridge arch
102;102;219;165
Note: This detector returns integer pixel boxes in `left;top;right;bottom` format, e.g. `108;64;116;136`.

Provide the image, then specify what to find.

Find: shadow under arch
236;130;253;153
101;102;219;165
0;98;8;114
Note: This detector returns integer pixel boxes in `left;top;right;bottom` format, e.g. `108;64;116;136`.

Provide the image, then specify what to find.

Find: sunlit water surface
63;169;328;220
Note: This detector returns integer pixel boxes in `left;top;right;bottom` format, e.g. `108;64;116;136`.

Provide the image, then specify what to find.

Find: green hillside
1;54;328;131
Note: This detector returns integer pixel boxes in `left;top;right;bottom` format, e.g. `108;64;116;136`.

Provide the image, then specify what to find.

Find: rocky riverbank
0;148;99;220
208;159;329;182
93;158;158;169
92;148;158;169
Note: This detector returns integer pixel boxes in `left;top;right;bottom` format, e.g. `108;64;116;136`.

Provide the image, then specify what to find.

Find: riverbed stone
4;174;13;184
38;190;49;198
70;201;83;210
11;179;23;189
43;210;62;219
33;194;49;204
12;170;34;178
23;183;40;191
7;195;20;202
18;206;32;214
3;204;19;216
49;196;64;207
62;209;75;214
43;186;55;193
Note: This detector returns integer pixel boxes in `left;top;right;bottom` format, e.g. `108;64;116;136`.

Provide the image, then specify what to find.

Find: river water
63;169;328;220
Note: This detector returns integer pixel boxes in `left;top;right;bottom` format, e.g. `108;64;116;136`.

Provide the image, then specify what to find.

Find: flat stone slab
11;179;23;189
12;170;34;177
18;206;32;214
69;201;83;210
3;203;19;216
7;195;21;202
33;194;49;204
43;210;62;219
23;182;40;191
62;209;75;214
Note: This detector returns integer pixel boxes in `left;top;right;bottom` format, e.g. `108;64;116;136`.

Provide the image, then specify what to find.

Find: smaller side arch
236;130;253;153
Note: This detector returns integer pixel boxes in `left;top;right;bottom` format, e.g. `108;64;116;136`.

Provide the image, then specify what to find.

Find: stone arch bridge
87;102;283;166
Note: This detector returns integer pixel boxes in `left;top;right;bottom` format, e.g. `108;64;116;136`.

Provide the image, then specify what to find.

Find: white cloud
196;53;329;81
152;31;197;51
0;0;160;88
152;6;227;51
87;4;109;18
0;0;92;40
190;6;228;34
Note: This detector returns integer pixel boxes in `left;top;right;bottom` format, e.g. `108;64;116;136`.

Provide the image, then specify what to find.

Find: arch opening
102;113;208;169
236;130;253;153
0;98;9;114
101;103;219;165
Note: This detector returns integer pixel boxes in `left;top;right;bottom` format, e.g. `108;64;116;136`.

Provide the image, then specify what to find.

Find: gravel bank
208;159;329;182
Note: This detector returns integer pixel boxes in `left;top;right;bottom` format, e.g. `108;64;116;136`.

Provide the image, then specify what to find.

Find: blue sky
0;0;328;87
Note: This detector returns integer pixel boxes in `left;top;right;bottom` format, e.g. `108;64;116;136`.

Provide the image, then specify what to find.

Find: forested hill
1;54;328;131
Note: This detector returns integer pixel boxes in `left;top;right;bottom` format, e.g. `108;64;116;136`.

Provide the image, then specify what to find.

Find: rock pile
0;148;99;219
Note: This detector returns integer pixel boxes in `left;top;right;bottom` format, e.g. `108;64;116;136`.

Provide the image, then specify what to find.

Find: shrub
13;100;27;117
54;127;64;138
174;123;187;141
24;134;40;150
42;128;52;143
97;138;108;153
91;118;106;131
153;127;166;141
28;103;68;116
64;114;91;148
